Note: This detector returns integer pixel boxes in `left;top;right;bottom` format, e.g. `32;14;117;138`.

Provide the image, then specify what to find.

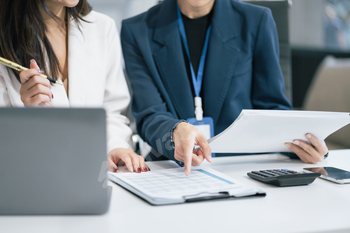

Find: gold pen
0;56;63;85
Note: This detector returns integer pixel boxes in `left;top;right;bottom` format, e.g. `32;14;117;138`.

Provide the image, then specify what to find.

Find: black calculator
247;169;321;187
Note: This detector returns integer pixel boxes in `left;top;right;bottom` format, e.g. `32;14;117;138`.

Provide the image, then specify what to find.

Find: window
324;0;350;50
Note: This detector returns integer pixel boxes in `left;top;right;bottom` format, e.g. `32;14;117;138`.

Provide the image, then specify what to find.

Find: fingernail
137;167;141;173
30;59;38;66
130;167;134;173
285;143;291;148
306;133;311;139
148;167;151;171
38;69;44;74
52;94;54;99
112;166;117;172
143;166;148;172
293;140;299;145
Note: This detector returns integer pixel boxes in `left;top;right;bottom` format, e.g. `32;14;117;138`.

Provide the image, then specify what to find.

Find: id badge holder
187;116;215;158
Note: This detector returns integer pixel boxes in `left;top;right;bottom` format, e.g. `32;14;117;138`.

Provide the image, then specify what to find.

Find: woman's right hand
19;59;52;107
173;122;212;176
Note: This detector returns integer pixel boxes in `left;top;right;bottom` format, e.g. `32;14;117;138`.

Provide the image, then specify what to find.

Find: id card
187;117;215;157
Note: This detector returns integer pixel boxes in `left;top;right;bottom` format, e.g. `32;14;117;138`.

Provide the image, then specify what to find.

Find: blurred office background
89;0;350;149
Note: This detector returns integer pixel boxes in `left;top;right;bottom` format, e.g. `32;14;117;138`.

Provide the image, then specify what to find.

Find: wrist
170;120;186;149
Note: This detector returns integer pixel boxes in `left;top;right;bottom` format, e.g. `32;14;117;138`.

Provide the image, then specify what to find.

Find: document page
109;168;264;204
208;110;350;153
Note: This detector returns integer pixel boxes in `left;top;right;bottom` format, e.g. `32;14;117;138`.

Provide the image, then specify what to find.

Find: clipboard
108;168;265;205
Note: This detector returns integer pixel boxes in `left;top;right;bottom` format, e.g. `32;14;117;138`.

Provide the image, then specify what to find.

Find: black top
181;10;213;96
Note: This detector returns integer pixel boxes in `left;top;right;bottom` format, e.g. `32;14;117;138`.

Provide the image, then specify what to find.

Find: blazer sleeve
251;9;292;110
103;20;134;153
0;75;12;107
121;21;180;161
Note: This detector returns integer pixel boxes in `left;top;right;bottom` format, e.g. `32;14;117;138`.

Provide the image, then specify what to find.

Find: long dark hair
0;0;92;82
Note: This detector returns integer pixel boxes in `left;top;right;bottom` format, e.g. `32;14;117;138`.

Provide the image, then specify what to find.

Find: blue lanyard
176;5;212;98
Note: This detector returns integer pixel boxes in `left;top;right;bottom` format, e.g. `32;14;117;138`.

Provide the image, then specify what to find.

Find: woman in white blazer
0;0;148;173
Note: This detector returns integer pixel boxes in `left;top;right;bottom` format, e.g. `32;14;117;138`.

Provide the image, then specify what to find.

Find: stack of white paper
208;110;350;153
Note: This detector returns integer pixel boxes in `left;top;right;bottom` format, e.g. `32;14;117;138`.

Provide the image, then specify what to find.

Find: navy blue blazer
121;0;292;161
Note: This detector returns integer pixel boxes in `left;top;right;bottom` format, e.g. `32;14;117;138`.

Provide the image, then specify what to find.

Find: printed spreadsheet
114;168;238;197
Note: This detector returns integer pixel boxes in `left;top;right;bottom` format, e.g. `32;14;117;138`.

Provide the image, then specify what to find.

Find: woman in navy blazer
121;0;328;175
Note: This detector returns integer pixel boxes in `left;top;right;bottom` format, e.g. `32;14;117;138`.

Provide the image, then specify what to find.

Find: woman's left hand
285;133;328;164
107;148;150;173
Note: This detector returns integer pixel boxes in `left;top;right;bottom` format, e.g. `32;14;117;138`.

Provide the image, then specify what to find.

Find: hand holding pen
0;56;62;85
19;59;54;107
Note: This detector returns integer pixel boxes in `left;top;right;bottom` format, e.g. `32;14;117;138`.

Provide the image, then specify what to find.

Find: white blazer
0;11;133;153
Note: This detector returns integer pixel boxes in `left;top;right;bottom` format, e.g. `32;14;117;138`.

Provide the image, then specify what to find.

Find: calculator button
261;171;277;176
253;172;269;177
281;169;297;174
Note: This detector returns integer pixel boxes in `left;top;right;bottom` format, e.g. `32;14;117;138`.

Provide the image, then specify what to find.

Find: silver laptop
0;108;111;215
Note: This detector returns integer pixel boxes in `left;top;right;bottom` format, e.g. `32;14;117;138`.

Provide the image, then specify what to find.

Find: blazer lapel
67;19;88;107
202;0;241;123
153;0;195;119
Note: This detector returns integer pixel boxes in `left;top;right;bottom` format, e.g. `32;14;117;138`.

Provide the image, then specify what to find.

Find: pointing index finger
183;141;194;176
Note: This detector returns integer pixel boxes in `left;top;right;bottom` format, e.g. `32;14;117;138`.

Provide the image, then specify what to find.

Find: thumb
30;59;40;70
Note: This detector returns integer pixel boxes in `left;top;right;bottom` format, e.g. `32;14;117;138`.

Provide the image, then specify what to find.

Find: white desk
1;150;350;233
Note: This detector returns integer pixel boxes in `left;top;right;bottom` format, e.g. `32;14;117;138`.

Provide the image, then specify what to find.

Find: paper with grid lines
109;168;264;205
